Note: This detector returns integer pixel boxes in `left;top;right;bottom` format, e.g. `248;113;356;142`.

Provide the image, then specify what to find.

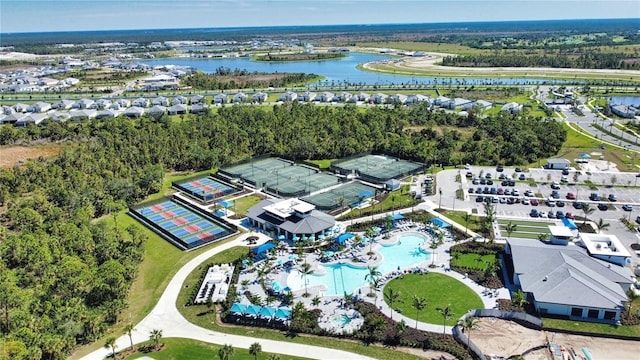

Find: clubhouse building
246;198;335;241
506;237;635;323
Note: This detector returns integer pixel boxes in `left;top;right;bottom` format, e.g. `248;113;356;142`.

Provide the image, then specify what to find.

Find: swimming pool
330;314;351;327
288;233;431;296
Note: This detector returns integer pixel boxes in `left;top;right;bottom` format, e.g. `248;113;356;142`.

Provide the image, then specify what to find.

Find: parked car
636;215;640;224
622;204;633;212
546;198;556;207
548;210;556;219
504;189;512;196
483;186;490;194
556;200;565;207
485;172;493;179
562;168;570;175
476;196;484;202
499;197;507;204
508;180;516;186
590;193;601;201
507;197;516;204
515;167;523;172
497;188;505;195
573;201;584;209
472;177;480;185
551;182;561;190
566;192;576;200
551;190;560;199
512;189;520;196
496;165;504;172
521;198;530;205
530;209;539;217
464;164;471;170
491;197;498;203
598;203;609;211
466;171;473;178
525;189;534;197
556;210;565;218
518;173;526;180
468;188;474;193
491;187;498;195
608;194;617;202
480;178;487;185
560;176;568;183
487;180;494;185
477;187;483;193
531;198;539;206
538;211;547;218
565;212;575;219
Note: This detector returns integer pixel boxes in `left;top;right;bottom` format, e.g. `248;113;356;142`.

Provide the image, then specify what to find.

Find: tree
505;221;517;240
149;329;162;350
461;316;479;350
411;295;427;328
364;265;381;294
512;289;528;308
365;227;376;254
249;342;262;360
104;337;117;359
311;295;321;308
437;305;453;338
124;323;135;351
218;344;234;360
299;262;314;297
596;218;610;233
384;287;402;320
267;355;281;360
582;203;595;226
463;212;472;236
395;319;408;340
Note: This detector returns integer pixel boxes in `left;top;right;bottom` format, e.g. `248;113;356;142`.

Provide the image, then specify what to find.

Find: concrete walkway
81;233;375;360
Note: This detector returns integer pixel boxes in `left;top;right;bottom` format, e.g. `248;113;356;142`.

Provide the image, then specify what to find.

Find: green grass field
126;338;311;360
436;210;482;233
450;253;495;270
384;273;483;326
232;194;265;216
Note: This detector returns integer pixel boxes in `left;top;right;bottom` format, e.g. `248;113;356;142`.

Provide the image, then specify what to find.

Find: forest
441;53;640;70
181;69;320;90
0;102;564;359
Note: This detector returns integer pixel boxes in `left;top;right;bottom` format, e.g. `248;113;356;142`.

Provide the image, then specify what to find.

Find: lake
141;52;569;86
605;96;640;107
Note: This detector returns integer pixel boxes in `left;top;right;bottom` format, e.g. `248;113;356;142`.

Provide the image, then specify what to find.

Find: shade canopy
253;242;276;254
429;218;451;228
562;217;578;230
358;190;374;197
277;234;286;240
259;306;277;318
372;226;382;233
335;232;354;244
218;200;233;208
579;153;591;159
391;214;405;220
245;304;262;316
274;308;292;319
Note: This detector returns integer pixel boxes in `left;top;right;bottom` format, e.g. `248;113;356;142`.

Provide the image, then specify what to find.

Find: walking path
81;233;375;360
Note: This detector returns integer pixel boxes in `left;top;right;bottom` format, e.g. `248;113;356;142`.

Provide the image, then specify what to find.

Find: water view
141;53;567;86
288;232;431;296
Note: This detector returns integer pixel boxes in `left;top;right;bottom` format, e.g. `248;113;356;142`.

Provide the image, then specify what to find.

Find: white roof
579;233;631;258
549;225;573;238
263;198;315;218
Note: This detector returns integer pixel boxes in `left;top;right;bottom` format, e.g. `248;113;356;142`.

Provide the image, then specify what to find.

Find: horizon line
2;17;638;36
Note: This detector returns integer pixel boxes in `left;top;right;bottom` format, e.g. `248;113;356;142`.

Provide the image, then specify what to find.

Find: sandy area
0;52;44;61
471;318;638;360
0;146;62;168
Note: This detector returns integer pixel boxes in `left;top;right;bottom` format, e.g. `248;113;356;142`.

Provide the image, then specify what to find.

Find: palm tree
463;212;472;236
582;203;595;226
596;218;610;233
390;194;397;213
364;265;381;293
267;355;281;360
412;295;427;329
437;305;453;339
430;240;438;266
218;344;234;360
249;342;262;360
337;196;345;212
461;316;479;350
365;227;376;254
384;288;402;320
512;289;529;309
311;295;321;308
299;262;314;297
124;323;134;351
149;329;162;350
505;221;517;240
104;337;117;359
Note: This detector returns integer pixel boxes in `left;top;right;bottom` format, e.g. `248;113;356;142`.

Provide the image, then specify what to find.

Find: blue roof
429;218;451;228
218;200;233;208
253;242;276;253
562;217;578;230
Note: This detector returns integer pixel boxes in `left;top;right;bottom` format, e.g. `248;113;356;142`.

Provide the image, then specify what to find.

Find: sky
1;0;638;33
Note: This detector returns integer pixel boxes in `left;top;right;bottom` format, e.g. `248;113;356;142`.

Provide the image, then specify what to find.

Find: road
80;236;375;360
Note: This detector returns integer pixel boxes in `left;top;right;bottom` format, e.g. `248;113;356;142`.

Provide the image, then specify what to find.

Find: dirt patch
472;318;639;360
397;347;458;360
0;146;62;168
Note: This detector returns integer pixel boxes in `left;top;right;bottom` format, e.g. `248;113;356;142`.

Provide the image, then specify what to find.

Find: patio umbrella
245;304;261;316
259;306;276;318
292;236;300;242
318;234;325;240
274;308;292;319
309;235;316;241
229;303;247;314
277;234;286;240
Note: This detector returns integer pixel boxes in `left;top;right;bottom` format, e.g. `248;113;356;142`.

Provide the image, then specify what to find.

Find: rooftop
263;198;316;219
578;233;631;258
548;225;574;238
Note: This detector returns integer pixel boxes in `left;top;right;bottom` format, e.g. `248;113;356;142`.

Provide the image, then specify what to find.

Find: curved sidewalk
81;234;375;360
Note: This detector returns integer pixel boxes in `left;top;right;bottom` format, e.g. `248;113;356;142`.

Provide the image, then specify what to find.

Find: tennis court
331;154;424;183
304;182;377;211
130;198;237;250
220;157;340;197
173;175;240;203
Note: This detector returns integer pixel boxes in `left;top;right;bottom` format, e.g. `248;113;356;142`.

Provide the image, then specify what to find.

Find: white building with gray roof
246;198;335;241
506;238;634;323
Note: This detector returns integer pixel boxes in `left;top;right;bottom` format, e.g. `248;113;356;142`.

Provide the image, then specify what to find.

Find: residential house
232;93;248;103
336;92;353;102
152;96;169;107
55;99;75;110
298;91;316;102
279;91;298;102
168;104;188;115
91;99;112;110
356;92;370;102
172;95;188;106
29;102;52;113
389;94;408;104
190;95;204;104
69;109;97;121
318;92;335;102
501;102;523;114
190;104;206;114
12;103;30;113
2;112;27;125
76;98;95;109
213;94;228;104
610;105;637;119
252;92;268;103
124;106;145;118
116;98;131;108
451;98;473;109
405;94;431;105
96;109;122;119
49;112;71;122
132;97;150;108
148;105;167;117
433;96;451;107
371;93;388;104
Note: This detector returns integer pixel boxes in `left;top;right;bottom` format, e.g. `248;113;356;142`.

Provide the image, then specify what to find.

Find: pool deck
236;219;510;336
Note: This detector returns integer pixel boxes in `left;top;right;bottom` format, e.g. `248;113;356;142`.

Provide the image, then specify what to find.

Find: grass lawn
543;317;640;338
436;210;482;233
176;250;424;360
496;219;551;227
450;253;495;270
126;338;311;360
233;194;265;216
306;159;335;169
384;273;483;326
507;232;548;240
